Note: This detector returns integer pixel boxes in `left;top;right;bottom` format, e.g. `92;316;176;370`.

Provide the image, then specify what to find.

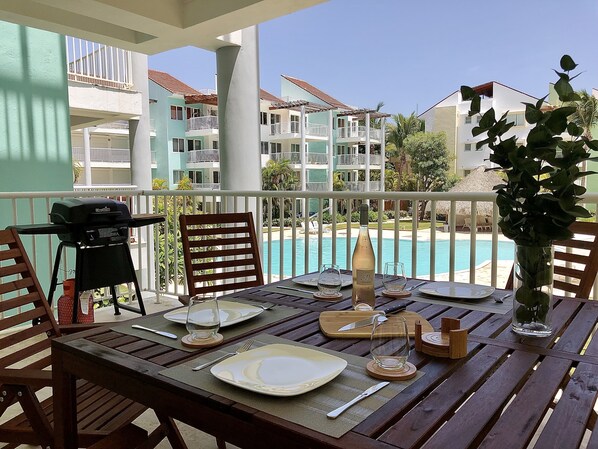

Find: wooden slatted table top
52;277;598;449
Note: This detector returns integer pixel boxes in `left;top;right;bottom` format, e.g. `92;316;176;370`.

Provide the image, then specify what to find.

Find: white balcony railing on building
191;183;220;190
306;153;328;165
336;126;382;141
72;147;131;163
306;182;329;192
270;153;301;164
187;116;219;131
94;119;156;132
66;36;133;90
3;189;598;314
269;122;329;137
345;181;381;192
337;154;365;165
187;149;220;163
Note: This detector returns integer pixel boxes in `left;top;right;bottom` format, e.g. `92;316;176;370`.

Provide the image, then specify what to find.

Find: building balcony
306;182;329;191
336;154;383;168
345;181;382;192
264;122;328;142
186;116;219;136
270;152;329;166
187;149;220;166
191;183;220;190
336;126;382;143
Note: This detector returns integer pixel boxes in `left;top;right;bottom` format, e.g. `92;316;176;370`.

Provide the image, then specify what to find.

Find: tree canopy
404;131;451;193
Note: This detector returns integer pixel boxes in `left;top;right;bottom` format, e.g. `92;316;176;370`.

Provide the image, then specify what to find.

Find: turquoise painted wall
0;22;72;193
149;81;171;182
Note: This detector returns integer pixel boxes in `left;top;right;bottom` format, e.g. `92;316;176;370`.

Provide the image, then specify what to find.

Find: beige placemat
410;286;513;314
159;333;423;438
112;300;303;352
264;275;383;300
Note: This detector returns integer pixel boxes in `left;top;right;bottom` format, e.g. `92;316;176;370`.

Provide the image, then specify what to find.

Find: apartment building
72;65;388;193
419;81;539;177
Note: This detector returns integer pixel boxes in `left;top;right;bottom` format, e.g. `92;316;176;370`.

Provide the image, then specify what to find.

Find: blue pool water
263;237;514;277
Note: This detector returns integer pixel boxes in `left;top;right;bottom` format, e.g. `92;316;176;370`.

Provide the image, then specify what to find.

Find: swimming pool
263;237;515;277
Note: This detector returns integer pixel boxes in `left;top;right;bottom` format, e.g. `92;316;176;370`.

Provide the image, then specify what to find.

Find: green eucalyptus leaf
471;95;481;115
479;109;496;128
460;85;476;101
554;77;574;101
567;122;583;137
560;54;577;71
524;103;543;124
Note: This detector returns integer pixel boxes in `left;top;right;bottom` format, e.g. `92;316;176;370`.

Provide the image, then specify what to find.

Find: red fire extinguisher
57;278;95;325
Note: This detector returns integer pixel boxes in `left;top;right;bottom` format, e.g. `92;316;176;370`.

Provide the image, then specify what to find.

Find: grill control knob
86;230;99;242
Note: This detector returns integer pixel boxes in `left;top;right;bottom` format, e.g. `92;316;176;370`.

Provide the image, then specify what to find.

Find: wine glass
370;315;410;371
186;295;220;342
383;262;408;295
317;264;342;297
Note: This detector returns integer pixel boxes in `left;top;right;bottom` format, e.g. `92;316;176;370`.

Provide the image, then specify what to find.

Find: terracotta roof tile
282;75;350;109
260;88;283;103
148;69;200;95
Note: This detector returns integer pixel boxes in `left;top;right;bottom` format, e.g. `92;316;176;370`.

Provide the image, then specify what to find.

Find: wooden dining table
52;276;598;449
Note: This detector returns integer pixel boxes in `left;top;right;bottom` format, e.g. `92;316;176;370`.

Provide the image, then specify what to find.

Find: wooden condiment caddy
414;317;467;359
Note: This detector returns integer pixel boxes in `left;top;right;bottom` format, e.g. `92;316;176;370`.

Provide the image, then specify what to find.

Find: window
464;143;472;152
213;171;220;183
337;145;347;155
187;171;202;184
186;107;201;119
270;142;282;154
170;106;183;120
173;170;185;184
260;112;268;125
507;113;525;126
172;138;185;152
465;116;472;124
291;143;301;153
187;139;202;151
212;140;219;150
290;115;300;133
260;141;269;155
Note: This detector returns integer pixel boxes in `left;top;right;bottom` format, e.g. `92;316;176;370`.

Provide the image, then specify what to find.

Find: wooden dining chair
0;228;186;449
179;212;264;301
505;221;598;298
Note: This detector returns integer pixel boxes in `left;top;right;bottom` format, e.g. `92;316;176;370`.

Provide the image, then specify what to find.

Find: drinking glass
383;262;408;294
186;295;220;341
370;315;410;371
317;264;342;296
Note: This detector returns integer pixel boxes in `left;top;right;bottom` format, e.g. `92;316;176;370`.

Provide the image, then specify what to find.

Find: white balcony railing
94;119;156;132
337;154;365;165
306;182;329;191
345;181;381;192
72;147;130;163
336;126;382;141
66;36;133;90
4;189;598;311
187;116;219;131
191;183;220;190
306;153;328;165
269;122;329;137
270;153;301;164
187;149;220;163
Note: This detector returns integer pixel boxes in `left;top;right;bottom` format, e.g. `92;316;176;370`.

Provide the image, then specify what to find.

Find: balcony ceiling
0;0;325;53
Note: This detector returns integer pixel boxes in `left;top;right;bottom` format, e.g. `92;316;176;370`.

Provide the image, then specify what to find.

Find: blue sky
149;0;598;117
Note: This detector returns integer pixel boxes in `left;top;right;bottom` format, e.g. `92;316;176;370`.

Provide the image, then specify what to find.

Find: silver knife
277;285;316;294
407;281;427;291
132;324;178;340
327;381;390;419
337;304;406;332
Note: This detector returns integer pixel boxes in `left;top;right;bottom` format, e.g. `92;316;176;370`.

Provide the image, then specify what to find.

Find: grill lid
50;198;133;225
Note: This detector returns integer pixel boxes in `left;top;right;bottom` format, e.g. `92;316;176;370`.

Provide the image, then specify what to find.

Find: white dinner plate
163;300;264;328
210;343;347;396
292;273;353;288
419;281;495;300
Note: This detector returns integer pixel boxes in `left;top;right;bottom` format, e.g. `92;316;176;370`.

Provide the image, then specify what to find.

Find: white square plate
164;300;264;328
292;273;352;288
419;281;495;300
210;343;347;396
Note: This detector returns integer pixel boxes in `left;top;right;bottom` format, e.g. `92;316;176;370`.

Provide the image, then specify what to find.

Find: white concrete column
380;117;386;192
327;109;334;192
129;51;152;190
300;104;307;192
365;112;371;193
83;127;92;186
216;26;261;194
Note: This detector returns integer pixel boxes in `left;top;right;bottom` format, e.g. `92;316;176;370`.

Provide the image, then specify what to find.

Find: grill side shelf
8;224;69;235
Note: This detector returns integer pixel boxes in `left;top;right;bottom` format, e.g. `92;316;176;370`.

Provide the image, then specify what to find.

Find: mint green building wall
0;22;72;293
0;22;72;194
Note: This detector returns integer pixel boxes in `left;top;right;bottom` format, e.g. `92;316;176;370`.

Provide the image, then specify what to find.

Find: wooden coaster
181;333;223;348
313;291;343;301
382;289;411;298
366;360;417;380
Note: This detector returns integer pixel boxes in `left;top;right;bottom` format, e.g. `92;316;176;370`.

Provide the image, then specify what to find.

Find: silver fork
495;292;512;303
192;340;254;371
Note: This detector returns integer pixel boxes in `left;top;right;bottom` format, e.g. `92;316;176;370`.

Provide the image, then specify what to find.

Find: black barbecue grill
11;198;164;322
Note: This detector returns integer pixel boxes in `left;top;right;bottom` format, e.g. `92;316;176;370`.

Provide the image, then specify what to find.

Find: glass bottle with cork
352;203;376;310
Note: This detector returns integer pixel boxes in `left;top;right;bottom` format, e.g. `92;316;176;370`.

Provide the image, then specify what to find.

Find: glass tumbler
186;295;220;341
317;264;342;296
370;315;410;371
383;262;408;294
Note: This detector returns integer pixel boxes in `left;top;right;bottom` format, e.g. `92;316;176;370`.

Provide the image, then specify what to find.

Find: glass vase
512;244;554;337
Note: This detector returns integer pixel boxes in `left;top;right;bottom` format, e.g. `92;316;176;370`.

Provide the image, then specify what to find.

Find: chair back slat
180;212;264;297
506;221;598;298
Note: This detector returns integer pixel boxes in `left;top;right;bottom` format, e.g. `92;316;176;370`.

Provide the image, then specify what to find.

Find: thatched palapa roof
434;166;502;216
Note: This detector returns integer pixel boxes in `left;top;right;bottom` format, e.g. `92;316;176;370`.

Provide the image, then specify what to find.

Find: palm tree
570;89;598;138
385;113;424;183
